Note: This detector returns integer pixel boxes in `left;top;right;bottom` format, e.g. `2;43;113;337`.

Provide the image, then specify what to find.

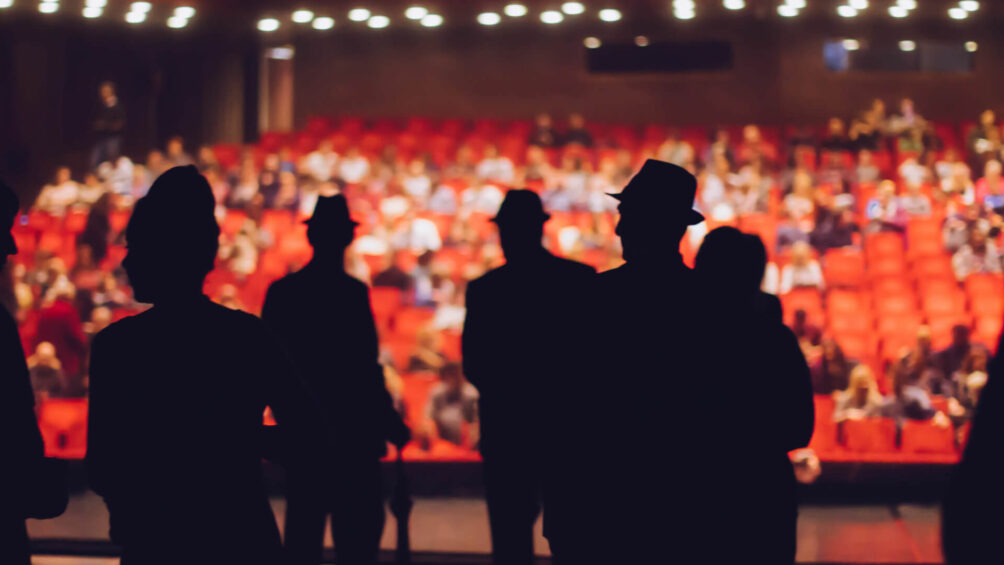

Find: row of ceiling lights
780;0;981;19
839;38;978;51
0;1;196;27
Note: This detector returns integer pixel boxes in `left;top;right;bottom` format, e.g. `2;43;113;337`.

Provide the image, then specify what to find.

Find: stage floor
28;493;944;564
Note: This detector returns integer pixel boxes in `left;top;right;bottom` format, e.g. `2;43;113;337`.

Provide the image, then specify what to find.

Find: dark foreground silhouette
462;190;594;565
262;194;410;565
85;166;321;565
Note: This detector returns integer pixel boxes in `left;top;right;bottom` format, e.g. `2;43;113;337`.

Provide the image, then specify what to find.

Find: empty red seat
865;232;905;261
841;418;898;453
965;273;1004;298
38;398;88;459
808;395;839;454
829;313;872;335
370;287;403;327
922;291;966;318
823;248;866;287
901;420;955;454
874;292;917;317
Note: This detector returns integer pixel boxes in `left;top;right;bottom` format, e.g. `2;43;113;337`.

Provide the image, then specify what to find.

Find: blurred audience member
966;109;1002;172
656;128;695;171
833;365;887;422
91;82;125;170
27;341;63;403
865;180;905;233
811;338;852;395
952;225;1001;281
302;139;339;183
855;150;881;184
425;362;479;448
36;167;80;215
408;326;446;373
476;145;516;185
372;251;412;292
899;183;932;217
528;113;558;148
35;279;87;383
779;242;824;294
792;309;822;348
164;136;194;168
562;113;593;148
338;147;371;184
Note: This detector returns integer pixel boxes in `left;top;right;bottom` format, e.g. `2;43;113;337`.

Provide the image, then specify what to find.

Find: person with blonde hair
834;365;888;422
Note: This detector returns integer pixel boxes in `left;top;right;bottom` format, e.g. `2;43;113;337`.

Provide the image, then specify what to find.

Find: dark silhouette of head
491;189;551;262
613;159;703;265
1;179;19;269
695;227;764;306
952;324;971;349
304;194;358;258
123;166;219;303
793;309;807;328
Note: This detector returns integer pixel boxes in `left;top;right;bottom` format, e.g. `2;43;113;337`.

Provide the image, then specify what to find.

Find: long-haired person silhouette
462;189;594;565
695;227;814;564
262;194;410;565
85;166;321;565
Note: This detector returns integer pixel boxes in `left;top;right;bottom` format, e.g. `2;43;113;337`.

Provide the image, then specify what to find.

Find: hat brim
490;213;551;224
607;193;705;225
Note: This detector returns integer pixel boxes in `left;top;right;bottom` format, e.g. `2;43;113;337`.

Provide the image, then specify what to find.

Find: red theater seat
823;248;866;287
965;273;1004;298
865;232;905;261
809;395;839;454
900;420;955;454
394;308;435;338
841;418;898;453
38;399;88;460
370;287;403;328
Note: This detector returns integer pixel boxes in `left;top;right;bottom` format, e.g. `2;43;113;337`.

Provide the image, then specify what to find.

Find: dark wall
291;21;1004;128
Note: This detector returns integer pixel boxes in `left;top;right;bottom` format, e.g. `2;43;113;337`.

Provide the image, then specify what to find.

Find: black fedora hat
490;189;551;225
609;159;704;225
303;194;360;227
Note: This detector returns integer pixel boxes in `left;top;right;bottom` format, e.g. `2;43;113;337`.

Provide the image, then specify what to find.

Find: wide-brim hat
609;159;704;225
303;194;360;227
490;189;551;225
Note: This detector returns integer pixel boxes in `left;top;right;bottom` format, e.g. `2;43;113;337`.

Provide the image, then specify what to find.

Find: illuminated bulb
85;0;106;7
965;41;978;52
312;16;334;29
174;6;194;18
960;1;979;11
504;3;528;17
837;5;857;17
723;0;745;9
562;2;585;15
842;39;860;50
420;13;442;26
477;12;501;25
674;8;695;19
257;17;280;32
167;16;188;28
125;10;145;23
130;2;151;13
889;6;908;17
39;2;59;14
292;10;314;23
777;5;798;17
0;0;13;7
405;6;427;19
540;10;563;23
597;8;621;21
899;40;916;51
948;7;967;19
896;0;916;8
848;0;867;9
786;0;806;8
584;36;601;48
348;8;370;21
83;6;102;17
634;35;649;47
367;14;389;28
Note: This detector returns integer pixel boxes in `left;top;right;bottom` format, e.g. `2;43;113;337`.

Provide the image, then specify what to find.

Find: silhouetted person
695;227;814;564
86;166;319;565
552;160;707;562
262;194;410;565
1;181;47;564
462;190;594;565
91;81;125;169
943;326;1004;564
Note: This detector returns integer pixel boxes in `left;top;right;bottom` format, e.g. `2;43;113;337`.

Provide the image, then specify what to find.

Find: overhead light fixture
312;16;334;29
540;10;564;23
562;1;585;15
837;5;857;17
896;0;916;8
83;6;102;17
367;14;390;28
634;35;649;47
888;6;908;17
777;5;799;17
584;36;601;48
848;0;868;9
960;1;979;11
842;39;860;50
130;2;151;13
39;2;58;14
786;0;806;8
125;10;145;23
503;3;528;17
477;12;501;25
404;6;427;20
965;41;978;52
292;9;314;23
348;8;371;22
257;17;280;32
899;39;916;51
675;9;696;19
420;13;443;26
167;15;188;28
598;8;621;21
0;0;13;8
85;0;106;7
174;6;194;18
723;0;745;9
948;7;967;19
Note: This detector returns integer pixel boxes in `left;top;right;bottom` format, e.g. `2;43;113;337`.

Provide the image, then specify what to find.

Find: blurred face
56;167;71;184
986;160;1002;180
569;114;584;129
981;110;996;127
167;140;183;156
828;118;844;136
100;84;114;101
318;140;333;153
536;113;552;127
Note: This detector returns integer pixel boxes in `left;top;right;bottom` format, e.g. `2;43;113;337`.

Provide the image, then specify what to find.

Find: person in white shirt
401;159;433;205
338;147;370;184
460;180;504;217
107;156;135;198
427;183;458;215
78;172;107;207
779;241;824;294
301;139;339;183
394;209;442;254
36;167;80;215
476;144;515;185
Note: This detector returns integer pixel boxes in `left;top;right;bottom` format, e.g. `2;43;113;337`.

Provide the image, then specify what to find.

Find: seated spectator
432;283;466;332
816;151;852;194
562;113;593;147
833;365;888;422
950;346;989;405
856;149;882;184
273;171;299;212
394;209;442;255
36;166;80;215
541;184;574;213
703;127;735;170
966;109;1001;172
219;219;262;279
522;145;556;187
811;205;857;254
401;159;433;205
301;139;339;183
761;260;779;295
899;182;932;217
586;159;619;214
898;156;932;189
460;179;504;217
948;370;987;429
196;145;219;173
819;117;852;155
793;309;823;349
952;225;1001;281
78;171;107;207
528;112;558;148
779;241;824;294
656;128;696;171
865;180;906;233
130;163;152;201
737;124;777;167
372;251;413;292
887;98;928;152
893;362;951;428
411;250;438;307
475;144;515;185
258;154;281;207
937;325;990;380
277;147;297;175
775;213;810;254
848;104;886;152
812;338;851;394
338;147;371;184
380;182;412;223
943;203;994;253
976;160;1004;212
558;155;591;206
700;154;735;218
427;183;459;215
27;341;63;403
35;278;87;384
408;326;446;372
941;162;976;203
227;158;259;209
784;170;816;226
146;149;169;178
732;161;771;215
425;362;479;449
935;148;967;183
164;135;195;167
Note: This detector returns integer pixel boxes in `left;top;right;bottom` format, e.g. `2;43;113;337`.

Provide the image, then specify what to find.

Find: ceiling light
312;16;334;29
125;10;145;23
85;0;106;7
842;39;860;50
723;0;745;9
965;41;978;52
421;13;443;26
541;10;563;23
896;0;916;8
848;0;867;9
777;5;799;17
404;6;427;20
257;17;280;32
174;6;194;18
167;15;187;28
292;9;314;23
504;3;528;17
899;40;916;51
477;12;501;25
39;2;58;14
562;2;585;15
634;35;649;47
83;6;102;17
948;7;967;19
130;2;151;13
837;5;857;17
0;0;13;7
888;6;908;17
786;0;806;7
597;8;621;21
348;8;370;22
960;1;979;11
367;14;389;28
584;36;601;48
674;9;695;19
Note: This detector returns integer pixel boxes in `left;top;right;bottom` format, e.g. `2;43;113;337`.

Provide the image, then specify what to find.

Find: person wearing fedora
462;189;594;565
86;166;320;564
262;194;410;565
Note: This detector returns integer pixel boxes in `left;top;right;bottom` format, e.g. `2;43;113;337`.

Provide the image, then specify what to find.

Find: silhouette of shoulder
470;253;594;288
